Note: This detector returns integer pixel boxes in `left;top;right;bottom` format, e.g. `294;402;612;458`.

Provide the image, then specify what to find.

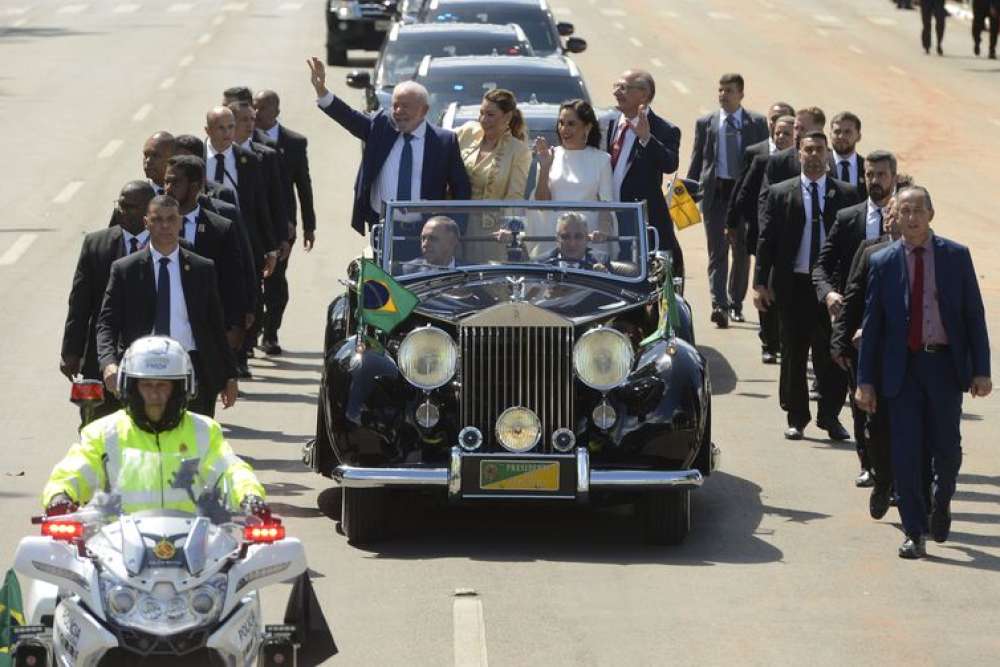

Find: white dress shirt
794;174;827;274
122;229;149;255
371;120;426;215
149;245;196;352
611;112;649;194
182;205;201;246
768;138;777;154
206;142;238;189
833;151;859;185
865;199;884;240
716;107;743;179
148;179;165;196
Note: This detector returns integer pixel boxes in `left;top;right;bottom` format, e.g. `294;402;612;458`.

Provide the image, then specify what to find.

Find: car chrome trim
448;447;462;498
589;468;704;489
575;447;589;494
333;465;448;488
710;443;721;472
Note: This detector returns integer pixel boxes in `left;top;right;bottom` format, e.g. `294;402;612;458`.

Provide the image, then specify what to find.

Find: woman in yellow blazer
455;89;533;263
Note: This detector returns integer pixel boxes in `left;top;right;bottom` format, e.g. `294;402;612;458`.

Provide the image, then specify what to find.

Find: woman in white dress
529;99;617;258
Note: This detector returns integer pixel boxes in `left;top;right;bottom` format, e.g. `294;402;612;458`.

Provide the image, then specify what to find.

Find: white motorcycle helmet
118;336;197;431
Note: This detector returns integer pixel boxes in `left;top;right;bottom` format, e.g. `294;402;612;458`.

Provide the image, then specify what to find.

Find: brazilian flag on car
357;259;419;334
0;569;25;667
641;261;681;346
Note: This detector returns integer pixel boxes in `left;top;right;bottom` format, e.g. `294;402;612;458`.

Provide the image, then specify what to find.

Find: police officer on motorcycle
42;336;269;518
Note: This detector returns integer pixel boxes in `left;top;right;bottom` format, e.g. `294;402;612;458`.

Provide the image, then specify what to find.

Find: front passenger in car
540;212;608;271
400;216;463;274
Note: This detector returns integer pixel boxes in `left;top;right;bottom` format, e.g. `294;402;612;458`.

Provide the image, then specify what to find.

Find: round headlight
573;327;635;391
139;597;163;621
190;589;217;616
397;327;458;390
496;407;541;453
108;586;136;616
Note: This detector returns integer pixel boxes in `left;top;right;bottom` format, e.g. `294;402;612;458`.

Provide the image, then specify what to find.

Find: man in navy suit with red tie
306;57;470;236
857;186;992;559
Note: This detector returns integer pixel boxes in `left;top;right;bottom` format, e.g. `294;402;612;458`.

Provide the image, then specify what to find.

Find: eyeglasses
612;82;644;92
558;233;586;241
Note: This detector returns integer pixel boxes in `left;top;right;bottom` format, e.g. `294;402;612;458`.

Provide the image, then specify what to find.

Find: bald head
253;89;280;131
613;69;654;117
142;131;176;185
205;106;236;152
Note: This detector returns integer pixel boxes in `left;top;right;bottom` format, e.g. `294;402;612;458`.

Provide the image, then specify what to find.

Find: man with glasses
61;181;157;427
541;212;609;271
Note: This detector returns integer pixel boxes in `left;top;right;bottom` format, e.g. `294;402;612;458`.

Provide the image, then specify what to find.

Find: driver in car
540;212;609;271
42;336;269;519
401;216;463;273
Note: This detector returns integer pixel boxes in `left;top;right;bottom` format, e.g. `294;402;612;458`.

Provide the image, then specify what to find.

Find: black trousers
865;395;894;494
921;0;947;50
262;253;290;342
778;275;847;428
973;0;1000;53
758;302;781;354
187;351;218;418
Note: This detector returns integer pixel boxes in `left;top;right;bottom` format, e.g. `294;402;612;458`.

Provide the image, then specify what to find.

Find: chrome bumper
332;447;709;496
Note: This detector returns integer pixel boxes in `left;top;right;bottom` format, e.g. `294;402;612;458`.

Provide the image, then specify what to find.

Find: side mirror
647;226;661;254
564;37;587;54
556;21;575;36
345;70;372;89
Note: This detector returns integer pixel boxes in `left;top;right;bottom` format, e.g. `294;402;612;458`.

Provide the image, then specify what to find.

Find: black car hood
406;272;650;324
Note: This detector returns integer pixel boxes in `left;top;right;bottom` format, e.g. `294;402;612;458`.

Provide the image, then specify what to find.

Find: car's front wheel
642;489;690;545
341;487;388;545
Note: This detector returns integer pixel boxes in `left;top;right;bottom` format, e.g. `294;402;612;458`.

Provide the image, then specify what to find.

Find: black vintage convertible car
305;201;718;545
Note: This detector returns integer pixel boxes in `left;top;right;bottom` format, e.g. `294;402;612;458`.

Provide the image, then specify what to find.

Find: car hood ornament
506;276;526;302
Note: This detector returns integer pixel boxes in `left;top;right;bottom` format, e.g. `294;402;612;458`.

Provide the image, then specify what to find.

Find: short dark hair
424;216;460;239
121;180;156;199
897;185;933;211
719;73;745;92
223;86;253;103
628;70;655;101
174;134;206;157
557;99;602;149
167;155;205;184
149;194;180;211
798;106;826;127
831;111;862;132
800;131;828;146
895;173;914;190
865;149;897;175
770;101;795;117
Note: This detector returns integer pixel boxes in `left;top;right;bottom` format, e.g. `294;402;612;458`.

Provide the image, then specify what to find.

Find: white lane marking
12;17;28;26
221;2;247;10
848;44;864;55
612;21;624;30
197;32;212;44
97;139;123;159
889;65;907;76
815;28;830;37
868;16;896;26
278;1;303;10
600;7;626;16
52;181;84;205
671;80;691;95
132;103;153;122
708;11;734;20
159;76;176;90
552;6;570;16
0;234;39;267
650;56;664;68
2;7;30;15
113;3;140;13
167;2;192;12
211;14;225;26
990;119;1000;128
814;14;842;24
662;9;678;18
178;54;195;67
58;4;89;14
629;37;643;48
453;591;488;667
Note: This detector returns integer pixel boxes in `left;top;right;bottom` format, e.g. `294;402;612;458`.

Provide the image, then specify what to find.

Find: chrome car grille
459;305;574;452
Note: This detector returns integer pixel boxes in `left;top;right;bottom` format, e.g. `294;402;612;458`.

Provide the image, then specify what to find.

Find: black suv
325;0;397;65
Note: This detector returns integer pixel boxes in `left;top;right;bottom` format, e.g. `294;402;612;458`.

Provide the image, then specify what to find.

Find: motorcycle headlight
101;573;226;634
397;326;458;390
573;327;634;391
108;585;137;616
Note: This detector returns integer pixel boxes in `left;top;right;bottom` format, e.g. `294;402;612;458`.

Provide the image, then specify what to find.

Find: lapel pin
198;224;206;232
240;156;247;164
184;264;191;271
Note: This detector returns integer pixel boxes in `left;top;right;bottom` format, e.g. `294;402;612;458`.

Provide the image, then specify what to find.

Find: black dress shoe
974;41;981;56
237;359;253;379
898;534;926;559
855;469;875;488
784;426;804;440
817;417;851;441
710;306;729;329
761;350;778;365
729;307;745;323
870;487;892;520
259;339;282;355
936;45;943;56
930;503;951;543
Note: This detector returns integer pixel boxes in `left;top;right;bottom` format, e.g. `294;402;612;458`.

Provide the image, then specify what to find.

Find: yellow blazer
456;122;533;200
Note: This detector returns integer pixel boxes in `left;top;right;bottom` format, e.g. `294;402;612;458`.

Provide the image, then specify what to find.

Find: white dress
528;146;617;258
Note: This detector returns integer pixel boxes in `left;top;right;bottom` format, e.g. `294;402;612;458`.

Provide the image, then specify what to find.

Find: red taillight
244;522;285;543
41;520;84;541
70;380;105;405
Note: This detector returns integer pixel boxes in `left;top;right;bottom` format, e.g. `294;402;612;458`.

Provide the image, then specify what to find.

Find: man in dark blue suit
606;69;683;277
307;57;471;236
857;186;992;559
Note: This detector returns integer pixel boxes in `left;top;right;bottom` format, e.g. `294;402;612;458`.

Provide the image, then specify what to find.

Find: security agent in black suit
97;195;238;418
753;132;859;441
829;111;867;201
606;69;683;276
756;106;827;227
254;89;317;354
814;151;897;486
61;181;156;426
175;134;241;212
686;73;769;327
142;131;175;196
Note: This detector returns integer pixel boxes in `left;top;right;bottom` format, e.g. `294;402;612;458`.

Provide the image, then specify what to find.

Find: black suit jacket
275;124;316;235
200;194;257;313
205;181;239;211
811;200;875;303
830;236;890;359
96;247;237;393
187;207;246;326
726;140;770;252
540;247;610;270
213;143;276;262
62;225;127;378
249;141;290;246
754;176;860;299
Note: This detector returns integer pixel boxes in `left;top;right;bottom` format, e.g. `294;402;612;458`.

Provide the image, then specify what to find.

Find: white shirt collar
801;173;828;190
149;243;180;265
721;107;743;125
206;142;233;160
768;138;777;154
184;205;201;224
262;123;280;142
833;151;856;165
238;139;253;151
122;229;149;246
400;120;427;140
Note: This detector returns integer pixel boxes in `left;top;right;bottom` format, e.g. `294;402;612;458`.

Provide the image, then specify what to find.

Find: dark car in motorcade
413;55;590;124
419;0;586;56
345;22;535;112
325;0;397;65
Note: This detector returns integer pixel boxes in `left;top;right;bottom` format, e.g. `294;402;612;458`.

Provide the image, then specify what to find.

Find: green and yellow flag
357;259;419;334
641;262;681;346
667;178;702;230
0;569;25;666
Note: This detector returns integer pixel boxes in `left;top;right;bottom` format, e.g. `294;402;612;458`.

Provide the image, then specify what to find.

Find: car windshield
380;201;648;283
380;35;531;86
421;72;586;123
426;6;559;54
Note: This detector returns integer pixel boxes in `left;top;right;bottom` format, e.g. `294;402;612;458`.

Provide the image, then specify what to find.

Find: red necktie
907;247;925;352
610;122;629;169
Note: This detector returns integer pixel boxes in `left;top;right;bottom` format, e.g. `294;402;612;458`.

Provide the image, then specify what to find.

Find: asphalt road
2;0;999;664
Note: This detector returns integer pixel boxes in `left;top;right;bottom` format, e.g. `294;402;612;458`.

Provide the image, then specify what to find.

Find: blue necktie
155;257;171;336
724;115;741;178
397;133;414;201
